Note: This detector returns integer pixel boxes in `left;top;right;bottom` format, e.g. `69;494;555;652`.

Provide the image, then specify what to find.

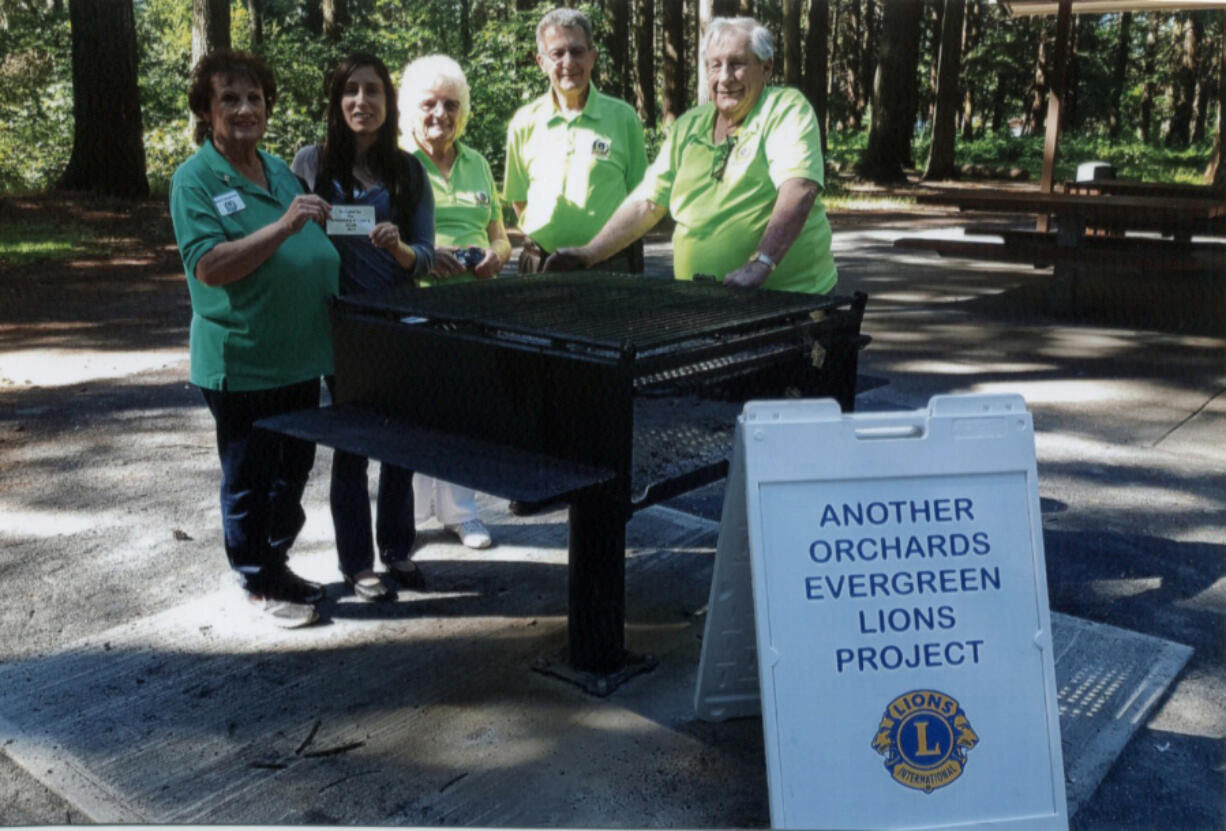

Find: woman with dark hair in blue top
293;52;434;601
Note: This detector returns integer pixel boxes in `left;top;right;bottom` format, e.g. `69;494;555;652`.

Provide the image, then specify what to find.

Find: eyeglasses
712;135;737;182
543;45;590;63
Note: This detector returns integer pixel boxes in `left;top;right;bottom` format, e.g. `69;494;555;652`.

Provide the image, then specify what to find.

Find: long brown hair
316;53;424;229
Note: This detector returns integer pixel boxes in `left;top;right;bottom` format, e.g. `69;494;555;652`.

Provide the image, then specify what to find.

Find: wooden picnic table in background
912;189;1226;241
894;187;1226;318
1061;180;1226;203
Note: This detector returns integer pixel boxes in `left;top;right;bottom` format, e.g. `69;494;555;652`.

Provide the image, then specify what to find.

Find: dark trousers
200;380;320;587
324;377;416;575
517;238;644;275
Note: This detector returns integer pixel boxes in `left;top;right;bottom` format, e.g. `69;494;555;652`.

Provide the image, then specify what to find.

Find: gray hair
536;7;593;53
399;54;472;142
702;17;774;63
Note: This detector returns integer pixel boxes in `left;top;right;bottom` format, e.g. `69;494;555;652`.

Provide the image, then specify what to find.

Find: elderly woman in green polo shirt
398;54;509;550
170;49;338;628
545;16;836;294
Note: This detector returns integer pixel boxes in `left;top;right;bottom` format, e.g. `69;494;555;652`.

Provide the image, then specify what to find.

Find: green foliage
825;130;868;169
0;3;72;193
0;1;1221;196
909;130;1213;183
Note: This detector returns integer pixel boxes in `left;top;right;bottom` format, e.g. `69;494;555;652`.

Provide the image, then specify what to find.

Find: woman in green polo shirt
169;49;339;628
398;54;510;551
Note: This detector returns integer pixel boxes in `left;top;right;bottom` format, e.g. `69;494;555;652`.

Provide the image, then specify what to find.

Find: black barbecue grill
259;272;867;693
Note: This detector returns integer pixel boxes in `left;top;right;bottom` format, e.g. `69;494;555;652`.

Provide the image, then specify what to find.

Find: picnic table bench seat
894;229;1226;272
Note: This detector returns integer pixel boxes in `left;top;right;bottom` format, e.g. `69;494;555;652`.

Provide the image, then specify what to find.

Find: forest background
0;0;1224;205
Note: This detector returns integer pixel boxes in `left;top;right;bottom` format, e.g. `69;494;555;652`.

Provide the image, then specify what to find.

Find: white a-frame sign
696;395;1067;831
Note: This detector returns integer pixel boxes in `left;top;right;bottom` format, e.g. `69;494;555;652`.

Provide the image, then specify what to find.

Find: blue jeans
329;450;416;576
324;378;416;576
200;380;320;587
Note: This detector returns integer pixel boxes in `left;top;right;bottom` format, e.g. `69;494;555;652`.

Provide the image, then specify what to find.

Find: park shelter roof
1002;1;1226;14
999;0;1226;197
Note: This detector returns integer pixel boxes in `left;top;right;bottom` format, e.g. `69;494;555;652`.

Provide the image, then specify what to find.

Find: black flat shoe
343;572;396;602
384;559;425;590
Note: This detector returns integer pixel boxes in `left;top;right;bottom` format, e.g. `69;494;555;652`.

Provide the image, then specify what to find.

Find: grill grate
339;271;835;353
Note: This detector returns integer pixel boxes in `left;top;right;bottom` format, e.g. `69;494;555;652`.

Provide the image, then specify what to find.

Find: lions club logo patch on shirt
872;689;979;793
592;138;612;159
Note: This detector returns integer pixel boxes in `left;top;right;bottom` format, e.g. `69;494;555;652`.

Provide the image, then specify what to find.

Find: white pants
413;475;478;526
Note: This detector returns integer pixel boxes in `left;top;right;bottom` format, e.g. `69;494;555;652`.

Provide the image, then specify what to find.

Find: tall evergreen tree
633;0;656;126
192;0;230;67
782;0;802;86
58;0;148;198
857;0;916;183
1108;12;1131;138
804;0;830;154
606;0;631;102
323;0;349;41
924;0;964;180
661;0;686;123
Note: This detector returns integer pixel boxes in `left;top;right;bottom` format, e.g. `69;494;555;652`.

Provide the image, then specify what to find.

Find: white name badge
212;190;245;217
327;205;376;235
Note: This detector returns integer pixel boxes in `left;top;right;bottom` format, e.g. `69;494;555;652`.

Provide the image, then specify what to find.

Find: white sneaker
247;594;319;628
447;519;492;549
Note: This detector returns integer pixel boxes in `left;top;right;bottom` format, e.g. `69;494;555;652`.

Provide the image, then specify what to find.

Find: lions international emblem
592;138;611;159
872;690;979;793
474;190;490;205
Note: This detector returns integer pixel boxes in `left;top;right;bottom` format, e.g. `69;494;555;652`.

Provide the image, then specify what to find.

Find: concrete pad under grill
2;212;1223;829
0;495;1190;825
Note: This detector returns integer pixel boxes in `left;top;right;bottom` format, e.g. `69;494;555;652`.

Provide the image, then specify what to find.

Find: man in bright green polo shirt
503;7;648;274
545;16;837;294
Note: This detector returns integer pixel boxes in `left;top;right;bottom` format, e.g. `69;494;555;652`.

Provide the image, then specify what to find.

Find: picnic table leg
1048;216;1087;315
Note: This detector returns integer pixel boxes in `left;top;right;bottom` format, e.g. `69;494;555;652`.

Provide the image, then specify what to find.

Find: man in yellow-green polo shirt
503;7;648;274
545;16;837;294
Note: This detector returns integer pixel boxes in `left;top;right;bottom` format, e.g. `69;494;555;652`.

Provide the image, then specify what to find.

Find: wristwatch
749;250;777;271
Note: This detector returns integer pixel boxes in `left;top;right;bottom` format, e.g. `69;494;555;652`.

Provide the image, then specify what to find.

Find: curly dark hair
187;49;277;145
312;53;425;236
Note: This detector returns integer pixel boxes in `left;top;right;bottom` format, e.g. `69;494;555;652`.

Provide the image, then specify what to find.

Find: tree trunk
960;0;978;140
781;0;802;86
923;0;964;181
1107;12;1130;138
1064;17;1080;131
247;0;264;45
712;0;736;16
925;2;942;126
323;0;349;41
1029;18;1049;135
804;0;830;154
458;0;471;55
58;0;148;198
857;0;916;183
1168;14;1197;147
303;0;322;36
192;0;230;68
1208;12;1226;183
606;0;631;102
661;0;686;122
1140;13;1159;143
899;0;923;167
1192;12;1209;143
858;0;877;128
633;0;656;126
699;0;715;105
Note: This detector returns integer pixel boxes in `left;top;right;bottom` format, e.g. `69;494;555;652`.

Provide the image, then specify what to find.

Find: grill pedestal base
532;650;659;697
